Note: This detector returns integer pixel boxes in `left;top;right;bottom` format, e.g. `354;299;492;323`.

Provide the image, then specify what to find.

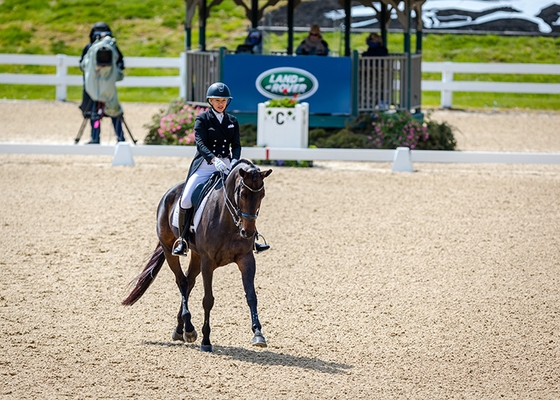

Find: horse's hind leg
164;248;200;343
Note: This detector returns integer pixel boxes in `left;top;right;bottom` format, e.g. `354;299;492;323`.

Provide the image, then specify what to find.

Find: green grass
422;91;560;111
1;0;559;109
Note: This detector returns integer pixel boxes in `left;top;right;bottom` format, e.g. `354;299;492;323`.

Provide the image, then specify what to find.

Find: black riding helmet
206;82;232;111
89;22;112;43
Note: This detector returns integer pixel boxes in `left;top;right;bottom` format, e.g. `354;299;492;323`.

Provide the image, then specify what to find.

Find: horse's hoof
252;334;267;348
183;329;197;343
172;329;184;342
200;344;213;352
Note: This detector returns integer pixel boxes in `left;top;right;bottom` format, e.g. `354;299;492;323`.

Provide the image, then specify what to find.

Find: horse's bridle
222;171;264;233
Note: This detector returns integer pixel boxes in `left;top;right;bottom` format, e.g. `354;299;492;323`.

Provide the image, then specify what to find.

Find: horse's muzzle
239;228;255;239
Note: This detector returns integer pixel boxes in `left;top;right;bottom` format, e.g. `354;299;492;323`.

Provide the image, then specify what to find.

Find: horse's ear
239;169;247;179
261;169;272;178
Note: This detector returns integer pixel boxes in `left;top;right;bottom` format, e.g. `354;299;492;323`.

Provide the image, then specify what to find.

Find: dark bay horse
122;159;272;352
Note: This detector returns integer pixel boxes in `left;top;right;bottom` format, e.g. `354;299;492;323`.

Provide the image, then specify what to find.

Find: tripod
74;105;137;145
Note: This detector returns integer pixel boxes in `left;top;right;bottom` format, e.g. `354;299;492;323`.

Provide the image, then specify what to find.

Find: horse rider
173;82;270;256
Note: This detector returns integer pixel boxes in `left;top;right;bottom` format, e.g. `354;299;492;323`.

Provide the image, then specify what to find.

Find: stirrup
255;243;270;253
172;237;188;256
254;232;270;254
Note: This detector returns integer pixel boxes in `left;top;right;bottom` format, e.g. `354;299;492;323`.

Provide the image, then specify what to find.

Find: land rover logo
256;67;318;100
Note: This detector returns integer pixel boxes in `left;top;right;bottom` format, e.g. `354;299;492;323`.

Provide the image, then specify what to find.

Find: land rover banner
224;54;352;114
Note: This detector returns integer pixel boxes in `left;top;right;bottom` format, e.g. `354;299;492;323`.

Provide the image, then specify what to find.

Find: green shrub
313;128;371;149
419;119;457;150
254;159;314;168
239;123;257;146
308;128;336;142
312;112;457;151
345;111;429;150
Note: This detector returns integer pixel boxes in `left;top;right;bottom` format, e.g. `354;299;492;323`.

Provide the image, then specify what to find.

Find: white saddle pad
172;193;212;233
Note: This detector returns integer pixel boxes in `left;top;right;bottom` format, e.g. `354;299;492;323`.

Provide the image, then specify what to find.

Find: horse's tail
122;242;165;306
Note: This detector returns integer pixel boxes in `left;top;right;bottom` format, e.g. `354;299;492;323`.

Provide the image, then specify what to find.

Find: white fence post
392;147;414;172
441;62;453;108
179;52;186;100
112;142;135;166
56;54;68;101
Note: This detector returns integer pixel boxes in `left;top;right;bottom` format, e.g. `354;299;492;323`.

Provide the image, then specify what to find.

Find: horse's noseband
235;178;263;221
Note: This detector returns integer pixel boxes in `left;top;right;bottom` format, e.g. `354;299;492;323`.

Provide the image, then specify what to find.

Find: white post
391;147;414;172
56;54;68;101
441;62;453;109
179;52;186;100
112;142;135;166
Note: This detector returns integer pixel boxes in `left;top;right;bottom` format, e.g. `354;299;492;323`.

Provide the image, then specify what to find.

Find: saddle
193;172;223;211
184;171;224;231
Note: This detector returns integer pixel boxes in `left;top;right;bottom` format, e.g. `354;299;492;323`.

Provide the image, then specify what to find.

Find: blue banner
224;54;352;115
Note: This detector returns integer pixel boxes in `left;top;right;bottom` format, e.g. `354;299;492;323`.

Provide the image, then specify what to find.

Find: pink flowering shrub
144;99;207;145
364;111;456;150
308;111;456;150
369;111;429;150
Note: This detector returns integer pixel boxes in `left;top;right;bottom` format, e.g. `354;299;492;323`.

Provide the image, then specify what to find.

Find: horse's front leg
200;259;215;352
238;254;267;348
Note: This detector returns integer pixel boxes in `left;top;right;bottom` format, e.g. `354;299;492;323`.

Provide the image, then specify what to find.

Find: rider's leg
173;207;193;256
172;161;217;256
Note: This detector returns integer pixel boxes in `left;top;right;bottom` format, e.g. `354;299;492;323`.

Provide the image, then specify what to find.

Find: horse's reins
221;169;264;230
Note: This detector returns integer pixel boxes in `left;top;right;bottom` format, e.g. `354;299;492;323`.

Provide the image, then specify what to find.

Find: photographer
79;22;125;144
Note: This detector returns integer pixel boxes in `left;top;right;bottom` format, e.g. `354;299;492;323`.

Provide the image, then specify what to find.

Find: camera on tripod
92;30;114;67
75;26;136;145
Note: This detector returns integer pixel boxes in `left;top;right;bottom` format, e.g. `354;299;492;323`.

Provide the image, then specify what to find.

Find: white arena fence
1;53;559;108
422;62;560;108
0;143;559;170
0;53;187;100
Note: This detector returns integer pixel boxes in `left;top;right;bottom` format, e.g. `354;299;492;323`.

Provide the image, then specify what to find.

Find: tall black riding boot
173;207;193;256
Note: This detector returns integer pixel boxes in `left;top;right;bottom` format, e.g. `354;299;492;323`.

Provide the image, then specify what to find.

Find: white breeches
179;158;231;209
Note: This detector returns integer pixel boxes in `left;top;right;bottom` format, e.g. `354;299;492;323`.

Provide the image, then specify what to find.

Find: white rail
1;54;559;108
422;62;560;108
0;53;187;100
0;143;559;169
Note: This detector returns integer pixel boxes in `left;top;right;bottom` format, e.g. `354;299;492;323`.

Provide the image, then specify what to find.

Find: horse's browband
240;178;264;193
